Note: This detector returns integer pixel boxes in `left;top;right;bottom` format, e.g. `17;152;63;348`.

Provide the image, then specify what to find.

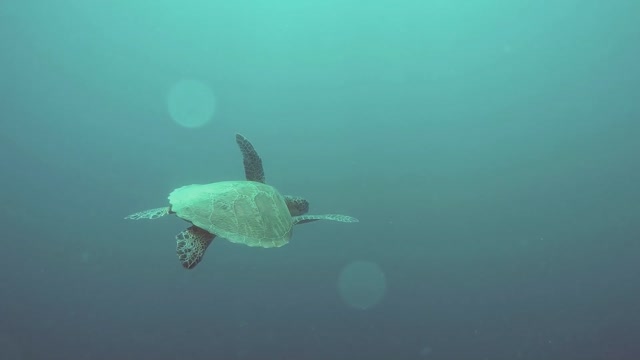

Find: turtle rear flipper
284;195;309;216
125;207;170;220
176;226;215;269
236;133;265;183
293;214;359;225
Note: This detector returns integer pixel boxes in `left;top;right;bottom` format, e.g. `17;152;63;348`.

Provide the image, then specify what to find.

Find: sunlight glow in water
167;79;216;128
338;260;387;310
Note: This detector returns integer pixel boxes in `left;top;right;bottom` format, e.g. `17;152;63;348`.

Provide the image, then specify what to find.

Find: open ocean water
1;1;639;359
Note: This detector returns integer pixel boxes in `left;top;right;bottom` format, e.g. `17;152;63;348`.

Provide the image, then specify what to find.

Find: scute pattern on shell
168;181;294;248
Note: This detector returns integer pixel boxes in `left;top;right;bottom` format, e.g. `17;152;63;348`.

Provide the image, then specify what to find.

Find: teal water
1;1;639;359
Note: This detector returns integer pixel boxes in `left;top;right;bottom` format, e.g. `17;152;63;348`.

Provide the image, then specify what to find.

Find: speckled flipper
235;133;265;183
124;207;170;220
235;134;312;216
293;214;359;225
284;195;310;216
176;226;215;269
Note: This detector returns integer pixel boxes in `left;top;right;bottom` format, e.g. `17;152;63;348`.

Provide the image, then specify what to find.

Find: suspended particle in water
419;345;433;357
80;251;90;263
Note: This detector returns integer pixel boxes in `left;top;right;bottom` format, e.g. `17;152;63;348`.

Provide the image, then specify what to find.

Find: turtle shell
168;181;293;248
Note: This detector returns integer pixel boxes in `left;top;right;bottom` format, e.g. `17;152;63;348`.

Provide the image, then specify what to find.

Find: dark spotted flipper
176;226;215;269
284;195;310;216
235;133;312;217
235;133;265;183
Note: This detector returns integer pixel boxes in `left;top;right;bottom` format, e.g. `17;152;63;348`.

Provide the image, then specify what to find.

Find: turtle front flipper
124;207;170;220
176;226;215;269
235;133;266;183
293;214;359;225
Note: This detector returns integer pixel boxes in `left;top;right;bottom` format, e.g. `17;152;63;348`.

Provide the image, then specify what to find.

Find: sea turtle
125;134;358;269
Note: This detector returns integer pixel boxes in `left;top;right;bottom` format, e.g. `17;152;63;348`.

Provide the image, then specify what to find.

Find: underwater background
1;1;639;359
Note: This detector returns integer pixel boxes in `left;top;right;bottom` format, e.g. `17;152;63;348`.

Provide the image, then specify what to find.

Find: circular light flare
338;260;387;310
167;79;216;128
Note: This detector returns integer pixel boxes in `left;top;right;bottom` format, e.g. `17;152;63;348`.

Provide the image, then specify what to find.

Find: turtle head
284;195;309;216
